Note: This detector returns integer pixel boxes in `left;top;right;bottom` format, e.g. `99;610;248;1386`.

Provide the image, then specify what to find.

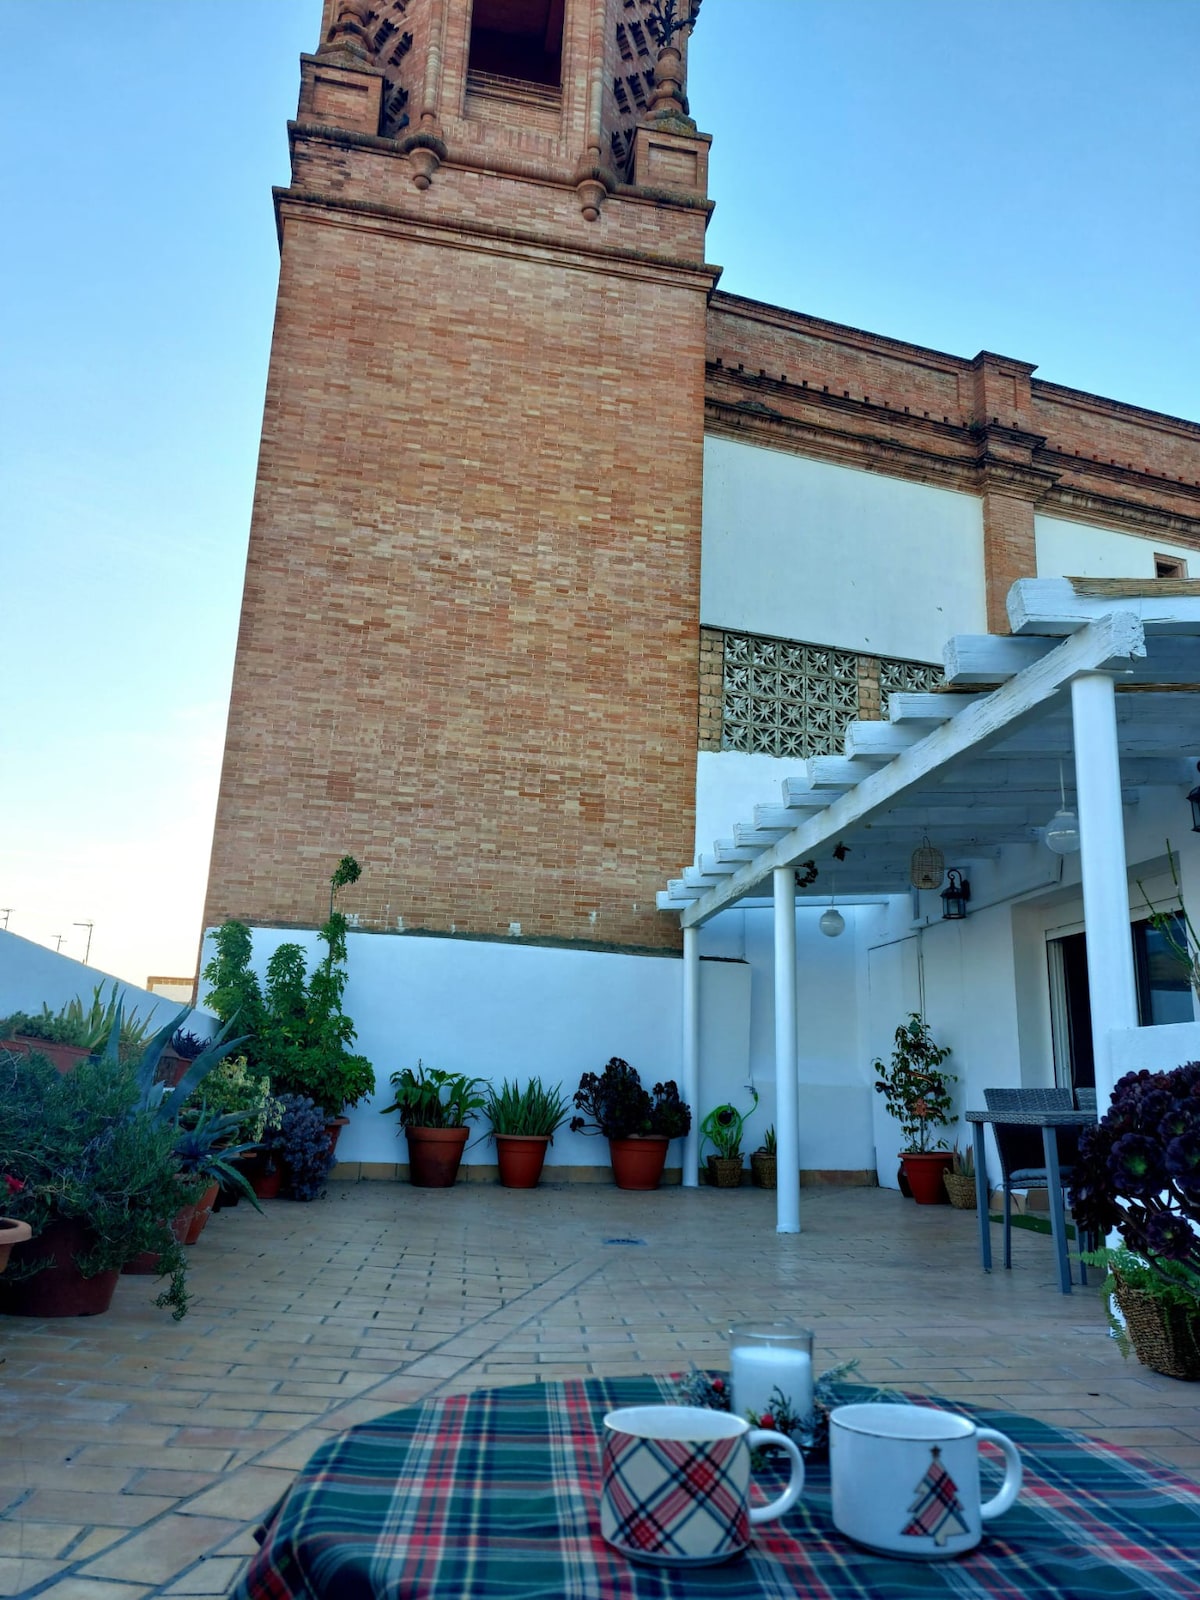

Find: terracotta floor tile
78;1517;242;1584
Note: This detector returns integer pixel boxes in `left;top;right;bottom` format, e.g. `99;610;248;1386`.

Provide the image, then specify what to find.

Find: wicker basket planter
750;1151;777;1189
706;1155;744;1188
1113;1273;1200;1381
943;1171;977;1210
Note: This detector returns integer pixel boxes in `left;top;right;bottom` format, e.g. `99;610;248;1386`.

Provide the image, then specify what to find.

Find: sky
2;0;1197;989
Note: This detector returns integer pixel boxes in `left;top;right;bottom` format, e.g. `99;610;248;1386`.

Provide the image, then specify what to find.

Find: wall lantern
1188;762;1200;832
910;834;945;890
940;869;970;920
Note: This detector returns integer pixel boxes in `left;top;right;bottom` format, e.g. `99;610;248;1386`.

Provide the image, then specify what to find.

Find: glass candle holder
729;1322;814;1423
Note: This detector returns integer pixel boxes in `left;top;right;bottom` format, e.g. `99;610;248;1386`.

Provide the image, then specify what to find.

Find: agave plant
173;1106;262;1211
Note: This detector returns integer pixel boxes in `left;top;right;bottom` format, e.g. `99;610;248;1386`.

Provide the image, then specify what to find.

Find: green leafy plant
202;858;375;1117
1079;1245;1200;1359
760;1124;777;1155
381;1063;487;1129
484;1078;571;1139
1138;847;1200;1002
186;1054;272;1142
0;1048;204;1318
700;1090;758;1160
569;1058;692;1140
873;1014;956;1153
0;983;158;1057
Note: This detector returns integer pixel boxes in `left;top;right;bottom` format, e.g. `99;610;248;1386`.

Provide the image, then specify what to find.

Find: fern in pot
485;1078;570;1189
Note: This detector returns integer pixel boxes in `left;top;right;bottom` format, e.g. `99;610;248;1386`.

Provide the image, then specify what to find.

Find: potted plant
569;1058;692;1191
1070;1062;1200;1379
262;1094;339;1200
943;1143;978;1210
484;1078;570;1188
700;1090;758;1187
124;1108;263;1273
380;1062;486;1187
202;858;375;1138
0;1004;246;1316
873;1014;957;1205
751;1124;777;1189
0;983;156;1073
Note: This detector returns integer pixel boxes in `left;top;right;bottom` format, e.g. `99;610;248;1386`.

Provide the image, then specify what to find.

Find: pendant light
819;879;845;938
1044;761;1080;855
910;833;945;891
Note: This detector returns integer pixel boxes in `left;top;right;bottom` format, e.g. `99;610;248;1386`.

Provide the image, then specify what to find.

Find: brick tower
204;0;718;950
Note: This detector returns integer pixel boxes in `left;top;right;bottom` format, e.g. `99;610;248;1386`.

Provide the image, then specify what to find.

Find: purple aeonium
1108;1133;1166;1197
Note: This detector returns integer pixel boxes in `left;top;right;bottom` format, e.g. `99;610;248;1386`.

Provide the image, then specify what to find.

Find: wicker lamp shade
910;836;945;890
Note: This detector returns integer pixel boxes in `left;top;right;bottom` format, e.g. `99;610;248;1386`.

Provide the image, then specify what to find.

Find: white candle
730;1343;814;1422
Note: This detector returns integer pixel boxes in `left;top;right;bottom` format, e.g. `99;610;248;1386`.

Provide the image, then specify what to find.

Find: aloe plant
485;1078;570;1139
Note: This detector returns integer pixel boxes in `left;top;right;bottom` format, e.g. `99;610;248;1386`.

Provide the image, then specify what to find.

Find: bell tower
204;0;718;951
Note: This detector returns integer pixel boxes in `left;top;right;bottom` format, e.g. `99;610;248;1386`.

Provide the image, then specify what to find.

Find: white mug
600;1404;805;1566
830;1402;1022;1559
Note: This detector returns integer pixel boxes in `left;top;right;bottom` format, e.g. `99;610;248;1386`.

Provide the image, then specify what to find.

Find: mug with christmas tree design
830;1402;1022;1559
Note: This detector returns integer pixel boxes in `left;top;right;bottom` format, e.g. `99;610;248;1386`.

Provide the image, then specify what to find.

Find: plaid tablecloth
232;1373;1200;1599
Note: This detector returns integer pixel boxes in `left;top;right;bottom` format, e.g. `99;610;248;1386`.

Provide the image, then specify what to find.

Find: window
468;0;564;88
1133;913;1194;1026
1155;554;1188;579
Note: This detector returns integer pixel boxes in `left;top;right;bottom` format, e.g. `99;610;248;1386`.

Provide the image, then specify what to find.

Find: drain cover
603;1237;646;1246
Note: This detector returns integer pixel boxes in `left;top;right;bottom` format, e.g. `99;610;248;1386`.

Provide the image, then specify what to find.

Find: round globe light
819;906;846;938
1044;807;1081;855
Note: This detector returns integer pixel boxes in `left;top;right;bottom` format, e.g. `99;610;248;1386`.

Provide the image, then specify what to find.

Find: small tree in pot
570;1058;692;1191
381;1063;486;1187
873;1014;957;1205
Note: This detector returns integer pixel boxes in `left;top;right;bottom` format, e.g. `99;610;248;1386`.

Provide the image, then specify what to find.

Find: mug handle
745;1430;805;1524
977;1428;1023;1521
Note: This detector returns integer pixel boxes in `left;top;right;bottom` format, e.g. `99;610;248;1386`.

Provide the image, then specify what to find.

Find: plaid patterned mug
830;1403;1022;1559
600;1404;805;1566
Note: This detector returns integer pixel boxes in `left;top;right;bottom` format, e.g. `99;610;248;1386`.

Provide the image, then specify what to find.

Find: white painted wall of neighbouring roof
700;436;987;662
1035;515;1197;578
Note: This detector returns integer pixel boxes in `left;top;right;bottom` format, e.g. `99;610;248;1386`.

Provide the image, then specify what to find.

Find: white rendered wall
0;930;202;1032
695;750;797;858
696;906;874;1172
200;929;751;1171
1035;515;1197;579
701;436;986;661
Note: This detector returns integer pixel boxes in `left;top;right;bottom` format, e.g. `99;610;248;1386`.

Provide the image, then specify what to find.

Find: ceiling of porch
659;579;1200;918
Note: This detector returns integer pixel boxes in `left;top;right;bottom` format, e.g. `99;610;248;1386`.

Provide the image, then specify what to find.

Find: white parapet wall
201;927;753;1176
0;930;203;1033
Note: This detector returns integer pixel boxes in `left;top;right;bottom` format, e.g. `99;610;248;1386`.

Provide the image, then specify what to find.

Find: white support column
773;866;801;1233
682;925;700;1189
1071;671;1138;1113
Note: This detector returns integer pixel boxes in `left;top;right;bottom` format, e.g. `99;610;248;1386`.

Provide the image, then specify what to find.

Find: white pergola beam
680;610;1146;927
1009;577;1200;637
946;632;1199;687
844;721;926;759
887;693;983;723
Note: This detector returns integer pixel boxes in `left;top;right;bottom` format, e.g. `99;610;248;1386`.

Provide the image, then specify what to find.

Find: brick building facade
204;0;1200;964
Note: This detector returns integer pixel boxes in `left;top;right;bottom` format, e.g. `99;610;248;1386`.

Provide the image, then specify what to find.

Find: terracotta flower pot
122;1202;197;1274
324;1115;350;1156
0;1217;32;1273
0;1218;120;1317
0;1036;90;1075
608;1135;669;1191
184;1182;219;1244
406;1125;469;1188
494;1134;551;1189
900;1151;955;1205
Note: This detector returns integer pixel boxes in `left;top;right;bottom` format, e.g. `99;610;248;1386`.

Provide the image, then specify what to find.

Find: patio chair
983;1087;1091;1279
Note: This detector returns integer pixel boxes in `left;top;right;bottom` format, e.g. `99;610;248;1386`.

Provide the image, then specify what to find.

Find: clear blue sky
2;0;1197;986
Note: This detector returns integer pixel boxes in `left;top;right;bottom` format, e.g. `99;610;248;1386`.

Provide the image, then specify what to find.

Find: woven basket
943;1171;977;1210
1113;1274;1200;1381
750;1151;777;1190
707;1155;744;1189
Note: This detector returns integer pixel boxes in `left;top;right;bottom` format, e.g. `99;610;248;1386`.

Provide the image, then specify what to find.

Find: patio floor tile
3;1182;1198;1597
